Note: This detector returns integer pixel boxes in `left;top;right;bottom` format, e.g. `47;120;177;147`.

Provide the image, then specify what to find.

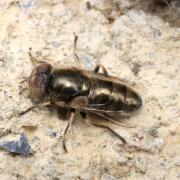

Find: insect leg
80;112;92;126
9;101;51;119
80;111;86;119
63;110;75;153
93;64;109;77
81;112;126;144
90;122;126;144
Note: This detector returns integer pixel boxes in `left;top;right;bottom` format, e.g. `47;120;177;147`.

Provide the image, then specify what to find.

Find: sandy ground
0;0;179;179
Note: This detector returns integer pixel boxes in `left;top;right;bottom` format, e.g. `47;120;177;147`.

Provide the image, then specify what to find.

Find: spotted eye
29;63;52;103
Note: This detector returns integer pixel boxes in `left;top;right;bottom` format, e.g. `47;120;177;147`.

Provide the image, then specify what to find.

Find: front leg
9;101;52;119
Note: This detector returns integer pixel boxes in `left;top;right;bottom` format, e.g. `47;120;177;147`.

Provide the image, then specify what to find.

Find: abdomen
88;75;142;116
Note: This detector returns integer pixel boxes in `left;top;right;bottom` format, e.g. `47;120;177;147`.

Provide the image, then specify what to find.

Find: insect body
27;59;142;152
18;36;142;152
29;63;142;118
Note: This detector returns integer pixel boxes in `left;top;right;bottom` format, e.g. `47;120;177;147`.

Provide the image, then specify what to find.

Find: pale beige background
0;0;179;179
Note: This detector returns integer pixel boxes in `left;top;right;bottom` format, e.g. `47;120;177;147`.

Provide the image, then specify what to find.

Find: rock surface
0;0;179;179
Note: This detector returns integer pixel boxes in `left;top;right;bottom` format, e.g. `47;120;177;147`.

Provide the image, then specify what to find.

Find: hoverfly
15;36;142;152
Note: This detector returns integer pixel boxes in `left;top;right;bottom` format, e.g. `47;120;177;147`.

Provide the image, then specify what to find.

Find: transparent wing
66;96;128;121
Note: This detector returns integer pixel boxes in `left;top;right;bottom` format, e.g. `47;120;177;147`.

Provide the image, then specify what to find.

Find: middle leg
9;101;52;119
62;109;76;153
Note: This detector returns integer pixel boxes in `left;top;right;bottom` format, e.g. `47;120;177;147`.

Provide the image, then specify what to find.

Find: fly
12;35;142;152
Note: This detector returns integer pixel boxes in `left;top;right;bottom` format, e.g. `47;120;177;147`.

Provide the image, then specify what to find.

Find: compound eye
29;63;52;103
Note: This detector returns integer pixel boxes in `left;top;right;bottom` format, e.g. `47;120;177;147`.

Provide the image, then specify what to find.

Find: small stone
101;174;116;180
175;161;180;166
0;133;31;156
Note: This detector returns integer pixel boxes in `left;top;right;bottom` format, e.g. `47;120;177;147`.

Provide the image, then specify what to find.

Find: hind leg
73;35;109;75
90;121;126;144
80;112;126;145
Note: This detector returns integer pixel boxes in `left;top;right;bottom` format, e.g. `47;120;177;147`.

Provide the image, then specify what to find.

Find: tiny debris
0;129;11;138
17;0;38;9
175;160;180;167
131;62;141;76
153;0;171;8
47;129;60;138
86;1;91;10
144;127;158;137
0;133;31;156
